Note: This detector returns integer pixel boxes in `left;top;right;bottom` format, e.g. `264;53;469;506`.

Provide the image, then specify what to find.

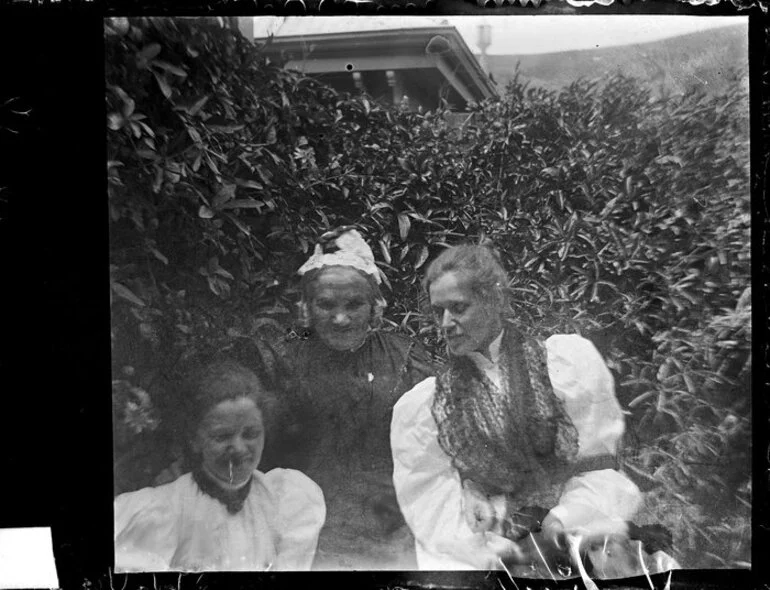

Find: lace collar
465;329;505;373
191;466;253;515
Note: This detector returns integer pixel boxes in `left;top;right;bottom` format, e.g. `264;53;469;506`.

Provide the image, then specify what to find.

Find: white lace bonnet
297;228;381;284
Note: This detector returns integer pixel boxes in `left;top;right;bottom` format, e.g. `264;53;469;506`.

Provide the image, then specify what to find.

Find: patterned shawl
431;326;580;496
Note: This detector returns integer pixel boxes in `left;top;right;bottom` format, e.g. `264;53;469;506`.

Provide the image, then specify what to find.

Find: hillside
482;24;747;98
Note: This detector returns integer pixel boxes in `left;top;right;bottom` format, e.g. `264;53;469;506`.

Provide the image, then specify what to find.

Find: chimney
237;17;254;41
477;24;491;73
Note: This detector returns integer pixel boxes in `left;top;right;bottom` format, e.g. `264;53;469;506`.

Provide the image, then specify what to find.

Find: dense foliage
106;18;751;569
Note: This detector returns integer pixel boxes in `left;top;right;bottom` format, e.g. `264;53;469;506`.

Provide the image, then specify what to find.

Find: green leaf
189;95;209;117
234;178;263;190
221;199;265;211
107;113;124;130
175;95;209;117
110;85;131;104
151;165;164;194
378;268;392;291
214;267;234;280
397;213;411;240
204;153;221;178
213;183;236;208
149;247;168;265
129;121;142;138
600;195;620;218
152;60;187;78
111;282;145;307
399;243;411;262
208;276;230;298
122;96;136;118
628;390;656;408
164;162;182;183
371;202;392;213
207;123;245;134
153;72;172;99
137;43;162;63
136;121;155;138
224;213;252;236
541;167;560;179
379;239;392;264
184;127;202;144
415;245;429;269
655;155;684;167
136;149;158;160
624;176;635;197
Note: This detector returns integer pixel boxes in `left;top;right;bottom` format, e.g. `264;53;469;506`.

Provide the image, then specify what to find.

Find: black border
0;6;765;590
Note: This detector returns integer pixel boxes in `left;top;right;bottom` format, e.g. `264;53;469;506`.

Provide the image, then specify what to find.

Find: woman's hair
297;265;387;329
423;243;510;310
179;359;276;450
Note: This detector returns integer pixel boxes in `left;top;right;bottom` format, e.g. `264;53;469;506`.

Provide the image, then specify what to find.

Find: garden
106;17;751;570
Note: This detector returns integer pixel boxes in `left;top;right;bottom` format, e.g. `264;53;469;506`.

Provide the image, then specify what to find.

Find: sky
252;16;745;56
447;16;745;55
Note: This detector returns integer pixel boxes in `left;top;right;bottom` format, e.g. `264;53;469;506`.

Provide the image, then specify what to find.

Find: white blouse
114;469;325;572
391;333;642;570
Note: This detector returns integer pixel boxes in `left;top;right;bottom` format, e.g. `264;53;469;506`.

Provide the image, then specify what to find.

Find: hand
472;532;525;570
462;479;507;535
540;512;569;551
501;531;574;578
626;522;674;554
540;513;567;548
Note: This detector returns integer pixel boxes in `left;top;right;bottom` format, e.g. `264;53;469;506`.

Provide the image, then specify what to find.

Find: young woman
390;244;651;572
114;360;325;571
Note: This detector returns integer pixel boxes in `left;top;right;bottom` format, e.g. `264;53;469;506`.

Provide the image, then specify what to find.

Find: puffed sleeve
114;481;180;572
545;335;642;531
264;468;326;570
391;378;501;570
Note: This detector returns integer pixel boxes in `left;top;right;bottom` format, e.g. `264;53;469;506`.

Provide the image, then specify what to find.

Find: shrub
106;17;750;569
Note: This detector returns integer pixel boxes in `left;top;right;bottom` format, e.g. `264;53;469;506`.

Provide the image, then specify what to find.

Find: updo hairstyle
178;359;276;463
423;243;511;312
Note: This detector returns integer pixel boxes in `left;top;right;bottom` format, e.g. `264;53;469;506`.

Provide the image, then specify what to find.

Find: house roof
252;17;498;104
252;16;455;39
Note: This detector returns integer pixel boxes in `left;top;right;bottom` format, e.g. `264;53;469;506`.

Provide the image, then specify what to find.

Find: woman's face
193;397;264;489
309;266;373;351
429;271;502;357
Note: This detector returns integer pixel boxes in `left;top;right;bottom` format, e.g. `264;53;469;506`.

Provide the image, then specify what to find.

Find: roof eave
258;27;499;103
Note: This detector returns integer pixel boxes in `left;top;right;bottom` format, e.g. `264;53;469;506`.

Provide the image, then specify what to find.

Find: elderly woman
114;359;325;572
267;227;434;570
391;244;653;573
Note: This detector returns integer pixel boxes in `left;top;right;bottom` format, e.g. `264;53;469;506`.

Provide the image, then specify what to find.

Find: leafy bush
106;17;750;569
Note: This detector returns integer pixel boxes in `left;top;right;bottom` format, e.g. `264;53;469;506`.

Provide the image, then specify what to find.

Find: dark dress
264;330;434;570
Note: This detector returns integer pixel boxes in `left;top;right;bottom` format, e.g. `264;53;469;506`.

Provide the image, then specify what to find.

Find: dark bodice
265;330;434;569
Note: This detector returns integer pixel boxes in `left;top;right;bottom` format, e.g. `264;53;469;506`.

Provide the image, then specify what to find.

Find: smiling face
429;271;503;357
308;266;374;351
193;397;264;490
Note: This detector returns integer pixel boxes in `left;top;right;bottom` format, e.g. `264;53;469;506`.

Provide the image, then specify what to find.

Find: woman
391;243;663;573
114;359;325;572
267;227;434;570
